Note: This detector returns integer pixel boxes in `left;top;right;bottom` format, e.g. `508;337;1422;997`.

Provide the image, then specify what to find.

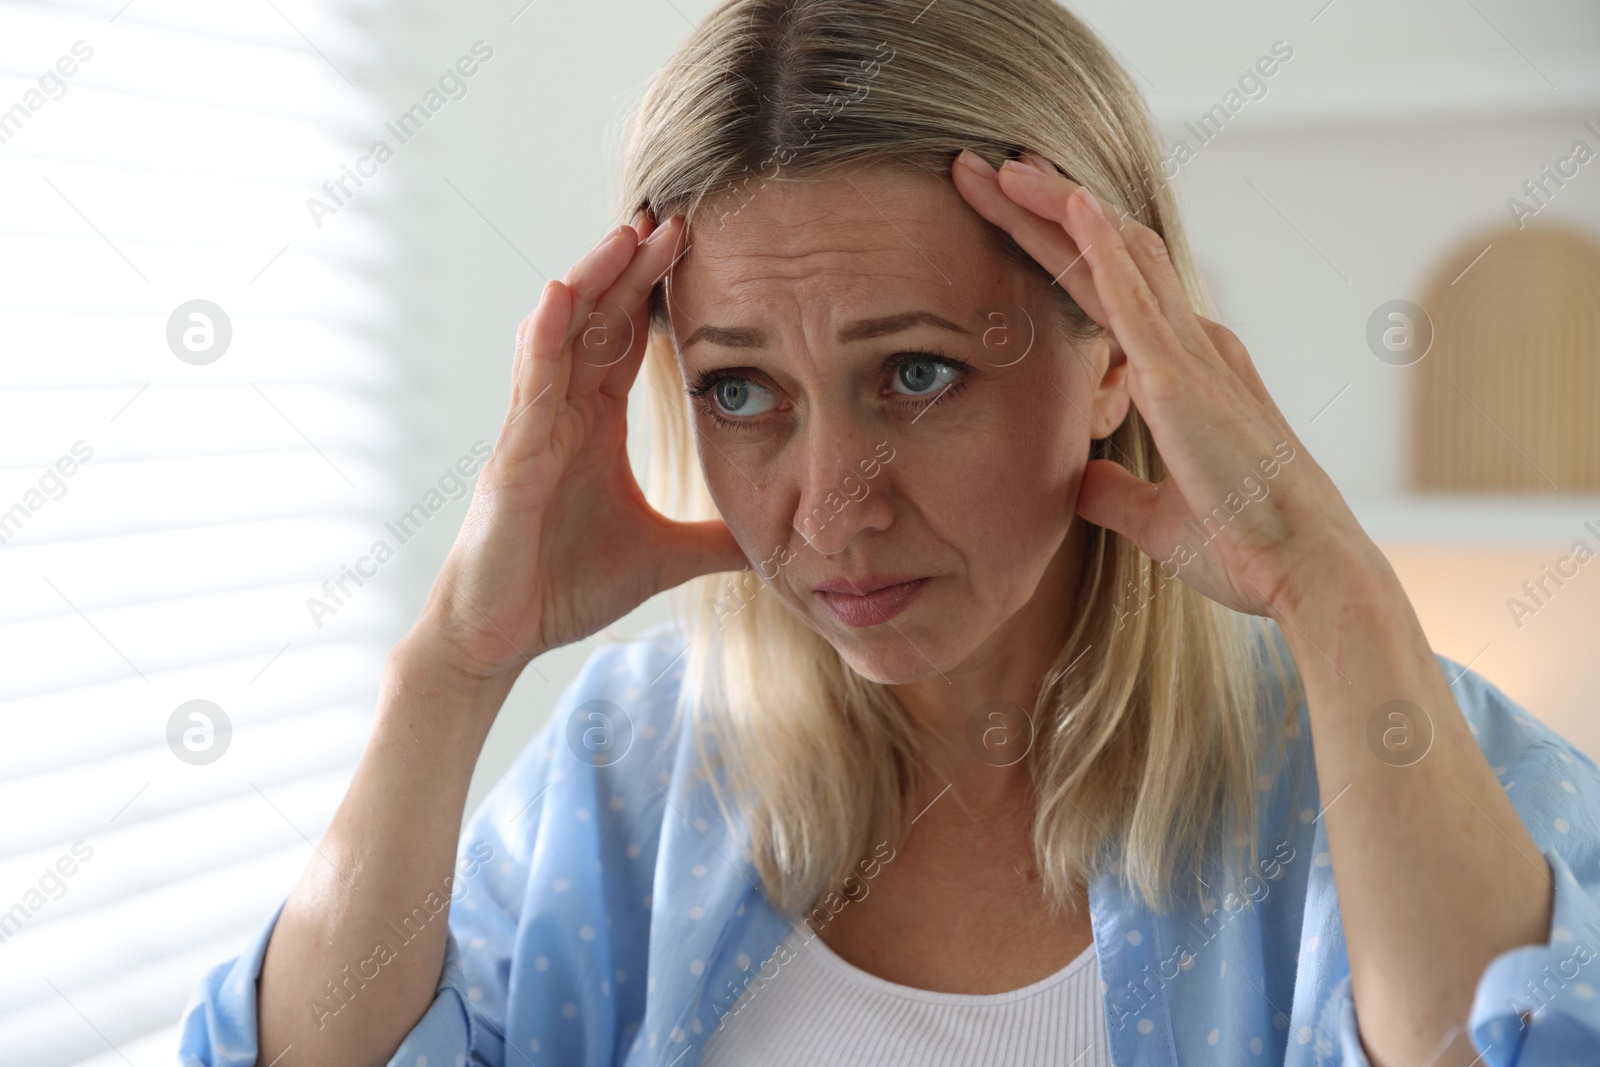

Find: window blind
0;2;402;1063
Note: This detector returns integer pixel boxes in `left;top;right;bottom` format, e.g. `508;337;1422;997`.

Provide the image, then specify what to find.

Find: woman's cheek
942;421;1074;551
890;431;1011;535
698;460;759;545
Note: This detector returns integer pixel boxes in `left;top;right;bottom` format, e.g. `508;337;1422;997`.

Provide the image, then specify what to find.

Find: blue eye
711;377;777;417
891;357;960;396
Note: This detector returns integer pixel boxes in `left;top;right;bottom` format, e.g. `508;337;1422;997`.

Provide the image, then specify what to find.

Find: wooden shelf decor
1412;225;1600;493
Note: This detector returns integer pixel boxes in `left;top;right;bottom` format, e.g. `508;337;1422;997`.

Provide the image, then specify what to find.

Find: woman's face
665;165;1129;686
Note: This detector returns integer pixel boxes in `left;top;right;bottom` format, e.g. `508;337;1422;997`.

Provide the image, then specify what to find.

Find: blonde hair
617;0;1299;918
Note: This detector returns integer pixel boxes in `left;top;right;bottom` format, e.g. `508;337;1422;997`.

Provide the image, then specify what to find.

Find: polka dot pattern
176;634;1600;1067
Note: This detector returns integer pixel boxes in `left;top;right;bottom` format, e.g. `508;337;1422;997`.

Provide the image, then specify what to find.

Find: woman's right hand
409;209;747;690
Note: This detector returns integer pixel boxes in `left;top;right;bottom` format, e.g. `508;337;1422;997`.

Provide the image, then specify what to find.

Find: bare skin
249;152;1553;1067
811;765;1098;996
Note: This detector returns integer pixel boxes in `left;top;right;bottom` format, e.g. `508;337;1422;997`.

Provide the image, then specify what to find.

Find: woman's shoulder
430;623;747;1065
558;619;693;725
555;618;694;765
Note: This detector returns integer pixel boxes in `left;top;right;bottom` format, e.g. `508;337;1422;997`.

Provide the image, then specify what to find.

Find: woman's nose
791;430;895;557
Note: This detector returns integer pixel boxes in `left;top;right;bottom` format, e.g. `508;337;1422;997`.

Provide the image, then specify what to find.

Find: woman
179;0;1600;1064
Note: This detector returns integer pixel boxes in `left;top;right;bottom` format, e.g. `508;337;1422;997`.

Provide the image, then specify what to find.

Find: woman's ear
1089;332;1131;440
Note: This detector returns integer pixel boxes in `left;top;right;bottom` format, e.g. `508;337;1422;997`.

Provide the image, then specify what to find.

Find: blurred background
0;0;1596;1062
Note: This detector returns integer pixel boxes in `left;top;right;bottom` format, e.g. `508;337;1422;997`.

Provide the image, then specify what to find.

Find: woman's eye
711;377;777;418
891;357;960;397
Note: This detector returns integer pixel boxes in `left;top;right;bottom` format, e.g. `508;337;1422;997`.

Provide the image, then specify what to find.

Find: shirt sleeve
176;899;285;1067
176;709;562;1067
1329;845;1600;1066
1324;701;1600;1066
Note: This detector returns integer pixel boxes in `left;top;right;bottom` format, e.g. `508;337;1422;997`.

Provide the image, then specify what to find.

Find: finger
1011;149;1204;351
1196;316;1274;410
596;214;687;400
1192;315;1307;460
654;516;750;590
1048;183;1193;388
566;215;683;395
557;220;651;372
601;206;668;399
631;205;657;244
519;220;639;414
1085;195;1219;364
1075;457;1170;554
995;159;1214;361
952;150;1106;326
508;285;549;420
506;279;575;456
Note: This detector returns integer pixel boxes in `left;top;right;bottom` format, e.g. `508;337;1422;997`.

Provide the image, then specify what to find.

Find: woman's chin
827;631;961;687
777;592;976;685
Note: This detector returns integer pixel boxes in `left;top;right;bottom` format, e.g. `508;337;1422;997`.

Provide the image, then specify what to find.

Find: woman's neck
890;522;1086;810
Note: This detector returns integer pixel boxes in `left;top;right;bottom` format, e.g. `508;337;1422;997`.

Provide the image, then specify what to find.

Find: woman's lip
813;574;924;595
814;577;931;628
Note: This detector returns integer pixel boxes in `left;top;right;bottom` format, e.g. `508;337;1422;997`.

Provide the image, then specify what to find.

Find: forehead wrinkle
712;259;953;298
696;197;941;270
671;174;1033;360
690;222;995;302
694;268;978;357
697;235;920;280
674;256;1021;368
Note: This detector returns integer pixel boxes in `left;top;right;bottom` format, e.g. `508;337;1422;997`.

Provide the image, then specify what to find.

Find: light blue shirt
178;623;1600;1065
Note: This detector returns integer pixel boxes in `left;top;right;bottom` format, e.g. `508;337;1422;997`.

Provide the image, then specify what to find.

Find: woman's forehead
667;169;1021;320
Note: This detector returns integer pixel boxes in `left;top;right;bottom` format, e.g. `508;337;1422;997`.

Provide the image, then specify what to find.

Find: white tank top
701;925;1114;1066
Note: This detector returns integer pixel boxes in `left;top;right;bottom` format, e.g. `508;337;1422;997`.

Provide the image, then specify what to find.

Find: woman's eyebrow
680;310;971;351
840;310;971;343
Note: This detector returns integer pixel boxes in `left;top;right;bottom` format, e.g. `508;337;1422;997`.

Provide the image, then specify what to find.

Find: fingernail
957;149;996;176
1022;150;1056;174
1001;157;1046;177
1078;187;1105;218
591;223;630;252
643;215;677;246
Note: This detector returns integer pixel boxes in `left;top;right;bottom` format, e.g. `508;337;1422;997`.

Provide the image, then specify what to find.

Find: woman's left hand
955;150;1559;1067
951;147;1381;622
